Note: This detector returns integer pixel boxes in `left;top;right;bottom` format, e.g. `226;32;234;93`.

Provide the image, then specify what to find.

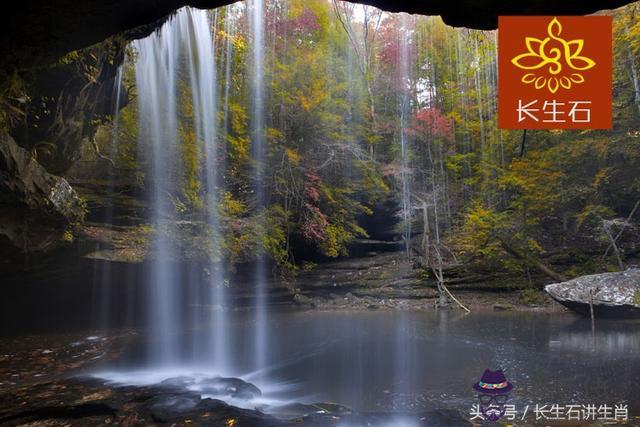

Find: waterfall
249;0;268;373
187;8;229;372
215;7;238;372
92;64;125;336
133;7;225;369
398;14;412;255
134;11;179;366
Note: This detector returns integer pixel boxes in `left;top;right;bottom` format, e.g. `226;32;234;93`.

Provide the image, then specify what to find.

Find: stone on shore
544;268;640;318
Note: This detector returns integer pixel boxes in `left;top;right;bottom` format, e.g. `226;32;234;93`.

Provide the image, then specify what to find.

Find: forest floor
289;251;563;313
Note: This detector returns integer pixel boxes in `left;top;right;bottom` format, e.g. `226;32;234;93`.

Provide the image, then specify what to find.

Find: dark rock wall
10;39;129;175
0;35;129;255
349;0;632;29
0;132;84;255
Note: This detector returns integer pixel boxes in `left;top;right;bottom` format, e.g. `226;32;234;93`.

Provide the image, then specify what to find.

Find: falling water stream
133;7;227;368
101;3;275;387
250;0;269;375
398;14;412;255
94;64;125;334
134;14;179;365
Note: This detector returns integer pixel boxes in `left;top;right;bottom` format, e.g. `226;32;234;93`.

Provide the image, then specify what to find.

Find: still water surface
98;310;640;416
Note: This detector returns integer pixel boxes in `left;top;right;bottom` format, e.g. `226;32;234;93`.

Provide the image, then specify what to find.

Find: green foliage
498;155;563;219
319;223;355;258
262;205;292;269
179;124;203;210
79;1;640;278
57;50;81;65
0;71;27;128
227;102;251;166
458;202;508;266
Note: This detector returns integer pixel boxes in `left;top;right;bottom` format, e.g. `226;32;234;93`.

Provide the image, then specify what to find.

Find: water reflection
549;319;640;355
97;310;640;416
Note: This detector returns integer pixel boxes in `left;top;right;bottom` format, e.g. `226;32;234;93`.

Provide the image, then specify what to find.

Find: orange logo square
498;16;612;129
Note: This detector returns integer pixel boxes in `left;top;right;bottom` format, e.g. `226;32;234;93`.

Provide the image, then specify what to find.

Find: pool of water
95;309;640;418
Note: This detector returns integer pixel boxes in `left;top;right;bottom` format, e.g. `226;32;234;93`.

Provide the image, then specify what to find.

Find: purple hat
473;369;513;394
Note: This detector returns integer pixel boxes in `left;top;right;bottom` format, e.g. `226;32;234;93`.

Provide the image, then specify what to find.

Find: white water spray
134;7;227;369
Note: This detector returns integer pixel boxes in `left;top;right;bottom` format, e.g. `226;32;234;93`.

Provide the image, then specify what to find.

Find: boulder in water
545;269;640;318
198;376;262;400
159;376;197;388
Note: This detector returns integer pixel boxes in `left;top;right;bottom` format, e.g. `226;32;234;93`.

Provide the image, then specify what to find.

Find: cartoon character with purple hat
473;369;513;422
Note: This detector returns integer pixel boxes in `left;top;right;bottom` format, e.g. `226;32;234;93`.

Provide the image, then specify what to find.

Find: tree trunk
602;221;625;271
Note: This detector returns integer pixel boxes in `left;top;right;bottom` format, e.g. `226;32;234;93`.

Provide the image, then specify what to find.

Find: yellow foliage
285;148;300;165
220;191;246;217
179;126;203;210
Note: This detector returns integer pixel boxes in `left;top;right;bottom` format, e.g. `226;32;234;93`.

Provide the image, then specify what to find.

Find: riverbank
289;251;560;313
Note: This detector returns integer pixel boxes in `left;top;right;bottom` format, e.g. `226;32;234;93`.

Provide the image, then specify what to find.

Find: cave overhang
0;0;633;75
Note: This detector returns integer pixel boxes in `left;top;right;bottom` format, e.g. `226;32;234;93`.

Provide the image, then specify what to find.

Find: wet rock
268;402;327;418
10;38;127;176
199;376;262;400
0;376;283;426
545;268;640;318
309;402;351;414
145;391;276;423
146;392;201;421
159;375;196;388
269;401;352;420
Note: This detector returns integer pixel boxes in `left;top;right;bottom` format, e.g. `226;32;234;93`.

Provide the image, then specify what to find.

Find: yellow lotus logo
511;17;596;94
